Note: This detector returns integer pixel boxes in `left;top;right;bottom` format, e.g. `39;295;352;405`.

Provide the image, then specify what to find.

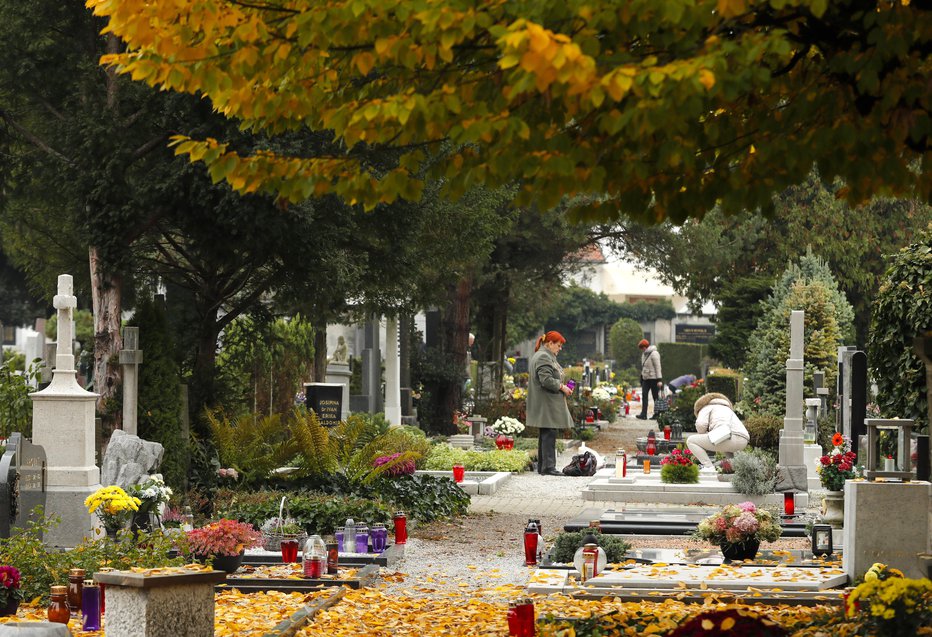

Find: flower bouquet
846;562;932;636
693;501;782;560
85;485;141;535
128;474;173;514
0;566;24;615
660;448;699;484
491;416;525;436
816;433;859;491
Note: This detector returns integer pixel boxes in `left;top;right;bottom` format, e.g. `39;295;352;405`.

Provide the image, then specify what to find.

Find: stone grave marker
304;383;343;427
0;434;49;540
513;357;528;375
776;311;807;493
119;326;143;435
838;348;867;456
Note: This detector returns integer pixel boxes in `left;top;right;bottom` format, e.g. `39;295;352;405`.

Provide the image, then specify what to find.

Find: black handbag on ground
562;450;597;476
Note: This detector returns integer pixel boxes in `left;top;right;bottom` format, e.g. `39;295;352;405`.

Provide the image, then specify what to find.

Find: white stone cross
52;274;77;372
119;327;143;435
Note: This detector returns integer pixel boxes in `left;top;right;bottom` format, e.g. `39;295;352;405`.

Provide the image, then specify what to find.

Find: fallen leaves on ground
231;562;359;580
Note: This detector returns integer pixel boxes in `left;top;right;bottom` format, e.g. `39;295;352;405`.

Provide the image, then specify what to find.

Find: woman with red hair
526;331;574;476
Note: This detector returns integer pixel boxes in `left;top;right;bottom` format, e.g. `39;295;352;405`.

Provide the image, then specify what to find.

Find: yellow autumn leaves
496;20;716;109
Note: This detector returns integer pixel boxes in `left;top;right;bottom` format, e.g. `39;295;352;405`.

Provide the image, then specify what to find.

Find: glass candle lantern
343;519;356;551
643;459;651;475
513;598;535;637
67;568;85;614
393;512;407;544
47;586;70;624
281;539;299;563
326;542;339;574
663;425;671;440
523;522;539;566
303;535;327;578
334;527;344;552
784;492;795;516
646;431;657;455
355;525;369;554
81;580;101;631
370;523;387;553
452;464;465;483
615;449;626;478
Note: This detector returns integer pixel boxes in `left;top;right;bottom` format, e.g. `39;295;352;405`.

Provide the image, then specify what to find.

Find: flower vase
504;436;514;450
104;526;121;540
0;597;19;617
720;540;760;562
821;490;845;528
495;434;508;450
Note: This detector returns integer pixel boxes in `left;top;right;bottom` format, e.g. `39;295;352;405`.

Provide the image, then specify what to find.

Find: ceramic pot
821;490;845;528
0;597;19;617
720;540;760;562
196;551;245;574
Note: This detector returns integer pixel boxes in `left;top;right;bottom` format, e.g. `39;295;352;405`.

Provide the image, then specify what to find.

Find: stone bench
94;569;227;637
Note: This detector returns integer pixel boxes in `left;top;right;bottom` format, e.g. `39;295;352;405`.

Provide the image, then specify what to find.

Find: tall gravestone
350;319;382;415
384;317;401;425
30;274;102;547
776;311;808;492
839;349;868;456
119;326;143;435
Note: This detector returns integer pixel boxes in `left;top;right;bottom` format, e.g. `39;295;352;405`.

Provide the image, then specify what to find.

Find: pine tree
745;282;842;416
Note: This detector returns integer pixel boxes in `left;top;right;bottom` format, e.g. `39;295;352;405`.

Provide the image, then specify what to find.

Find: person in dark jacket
637;339;663;419
526;330;574;476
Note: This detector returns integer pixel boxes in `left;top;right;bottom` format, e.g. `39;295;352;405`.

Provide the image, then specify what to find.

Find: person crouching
686;393;749;473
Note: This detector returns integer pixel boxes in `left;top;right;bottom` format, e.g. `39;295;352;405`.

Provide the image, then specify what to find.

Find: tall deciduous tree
88;0;929;222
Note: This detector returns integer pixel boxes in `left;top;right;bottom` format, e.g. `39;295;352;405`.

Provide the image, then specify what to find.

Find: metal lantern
671;422;683;441
811;524;833;557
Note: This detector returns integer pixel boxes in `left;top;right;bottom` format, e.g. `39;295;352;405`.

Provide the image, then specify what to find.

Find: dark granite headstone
0;433;46;539
304;383;344;428
849;351;867;456
513;357;528;375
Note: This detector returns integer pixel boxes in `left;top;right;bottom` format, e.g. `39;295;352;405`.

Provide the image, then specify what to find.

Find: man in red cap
637;339;663;420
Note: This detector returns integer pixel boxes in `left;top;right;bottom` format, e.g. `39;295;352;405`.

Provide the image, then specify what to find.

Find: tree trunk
89;245;123;431
188;313;220;438
435;276;472;435
313;328;328;384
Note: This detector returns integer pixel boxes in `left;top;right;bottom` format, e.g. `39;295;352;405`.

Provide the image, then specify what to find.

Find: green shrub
0;357;41;438
0;508;184;604
549;530;631;564
368;474;471;523
745;413;783;454
423;444;531;472
609;318;644;369
731;449;778;496
705;369;741;404
218;489;393;533
868;229;932;432
657;343;707;380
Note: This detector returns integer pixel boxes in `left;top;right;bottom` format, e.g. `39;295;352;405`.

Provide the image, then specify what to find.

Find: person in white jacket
686;393;750;472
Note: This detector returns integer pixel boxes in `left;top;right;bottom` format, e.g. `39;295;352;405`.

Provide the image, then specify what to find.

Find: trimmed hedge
657;343;708;380
745;413;783;454
705;369;742;404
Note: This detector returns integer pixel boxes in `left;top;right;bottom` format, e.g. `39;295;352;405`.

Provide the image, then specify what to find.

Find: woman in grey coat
526;331;574;476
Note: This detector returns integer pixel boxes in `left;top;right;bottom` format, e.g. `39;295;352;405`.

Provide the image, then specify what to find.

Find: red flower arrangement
185;519;263;557
816;433;859;491
0;566;23;606
660;448;699;484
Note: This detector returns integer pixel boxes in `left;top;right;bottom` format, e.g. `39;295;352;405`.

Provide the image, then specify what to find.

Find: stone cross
119;327;143;436
51;274;77;372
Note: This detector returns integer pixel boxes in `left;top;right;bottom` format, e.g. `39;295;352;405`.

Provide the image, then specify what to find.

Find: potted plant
491;416;524;450
185;519;263;574
659;448;699;484
84;485;142;538
693;501;782;561
0;566;24;616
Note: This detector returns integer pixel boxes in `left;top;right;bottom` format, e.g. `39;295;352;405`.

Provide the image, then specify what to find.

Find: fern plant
206;409;293;487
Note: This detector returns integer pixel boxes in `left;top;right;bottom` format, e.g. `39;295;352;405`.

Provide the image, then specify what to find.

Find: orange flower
832;433;844;447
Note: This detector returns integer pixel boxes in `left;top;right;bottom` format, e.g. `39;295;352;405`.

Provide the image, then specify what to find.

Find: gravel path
379;417;815;597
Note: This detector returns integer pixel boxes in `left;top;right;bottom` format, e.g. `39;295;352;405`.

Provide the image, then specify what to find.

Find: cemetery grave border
221;563;380;594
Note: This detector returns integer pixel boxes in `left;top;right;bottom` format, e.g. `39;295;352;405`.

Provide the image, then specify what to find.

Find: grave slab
581;468;809;508
563;506;812;538
415;470;511;496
